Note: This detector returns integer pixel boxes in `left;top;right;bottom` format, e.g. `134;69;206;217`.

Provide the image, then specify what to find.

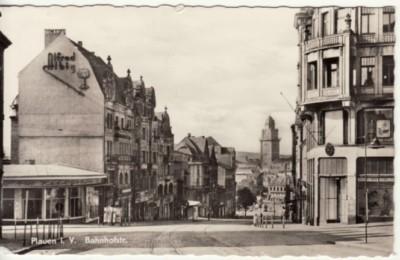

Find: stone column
347;152;357;224
64;188;69;218
41;189;46;219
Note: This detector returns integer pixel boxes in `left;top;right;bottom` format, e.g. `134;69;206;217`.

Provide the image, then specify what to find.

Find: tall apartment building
293;7;395;225
9;29;174;222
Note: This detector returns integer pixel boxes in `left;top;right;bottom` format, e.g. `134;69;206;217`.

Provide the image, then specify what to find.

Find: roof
4;164;107;180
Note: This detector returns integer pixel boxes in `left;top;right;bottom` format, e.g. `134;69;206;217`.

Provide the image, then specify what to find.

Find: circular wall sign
325;143;335;156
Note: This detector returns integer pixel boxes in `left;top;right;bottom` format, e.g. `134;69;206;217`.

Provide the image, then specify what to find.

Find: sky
0;6;299;155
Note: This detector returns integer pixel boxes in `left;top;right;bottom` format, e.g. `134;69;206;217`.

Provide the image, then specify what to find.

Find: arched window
119;173;123;185
169;183;173;194
125;172;129;184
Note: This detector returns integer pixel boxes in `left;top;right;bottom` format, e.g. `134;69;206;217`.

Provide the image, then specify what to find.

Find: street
22;219;393;257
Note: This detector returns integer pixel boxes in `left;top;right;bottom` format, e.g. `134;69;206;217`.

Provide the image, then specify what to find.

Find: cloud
1;6;299;155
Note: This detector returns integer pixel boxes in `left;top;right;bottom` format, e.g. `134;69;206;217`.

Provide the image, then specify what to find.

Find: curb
12;237;68;255
335;240;392;254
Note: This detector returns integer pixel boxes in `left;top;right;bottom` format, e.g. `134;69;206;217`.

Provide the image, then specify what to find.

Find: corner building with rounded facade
293;7;394;225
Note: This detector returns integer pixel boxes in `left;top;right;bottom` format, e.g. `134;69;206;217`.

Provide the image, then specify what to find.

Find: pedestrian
260;213;263;227
253;214;257;226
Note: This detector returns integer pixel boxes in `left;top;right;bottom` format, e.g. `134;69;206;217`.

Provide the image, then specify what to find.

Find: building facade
293;7;395;225
0;21;12;236
9;29;174;222
174;135;236;218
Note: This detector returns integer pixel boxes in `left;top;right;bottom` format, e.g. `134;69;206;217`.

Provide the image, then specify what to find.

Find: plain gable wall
18;35;105;172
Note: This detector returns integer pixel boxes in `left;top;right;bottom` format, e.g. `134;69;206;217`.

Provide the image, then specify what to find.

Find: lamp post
364;135;384;243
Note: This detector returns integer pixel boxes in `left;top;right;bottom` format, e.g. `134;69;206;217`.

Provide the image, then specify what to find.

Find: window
361;57;375;87
322;12;329;36
382;56;394;86
23;189;42;219
46;188;64;218
319;158;347;176
333;10;338;34
361;8;374;34
119;173;123;185
142;128;146;140
324;110;344;145
106;113;113;129
3;189;14;219
115;116;119;129
153;152;157;163
69;187;82;217
142;151;146;163
106;141;113;156
125;172;129;184
356;157;393;175
383;9;395;33
307;61;318;90
357;108;393;144
323;58;339;88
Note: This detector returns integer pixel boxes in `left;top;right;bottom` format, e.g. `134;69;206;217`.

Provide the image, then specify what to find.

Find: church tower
260;116;280;167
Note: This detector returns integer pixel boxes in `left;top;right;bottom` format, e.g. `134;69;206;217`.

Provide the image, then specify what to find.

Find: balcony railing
358;32;395;45
304;34;344;52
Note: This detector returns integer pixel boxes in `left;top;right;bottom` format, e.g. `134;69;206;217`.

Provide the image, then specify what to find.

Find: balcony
304;34;344;53
357;33;395;45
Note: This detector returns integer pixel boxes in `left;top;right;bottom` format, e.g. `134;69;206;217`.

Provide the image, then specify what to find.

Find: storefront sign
377;120;391;138
43;52;76;73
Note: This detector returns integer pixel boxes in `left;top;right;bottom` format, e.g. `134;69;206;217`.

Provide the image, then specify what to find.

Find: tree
237;187;256;216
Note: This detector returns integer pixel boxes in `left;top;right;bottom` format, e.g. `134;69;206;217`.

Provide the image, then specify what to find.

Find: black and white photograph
0;1;397;258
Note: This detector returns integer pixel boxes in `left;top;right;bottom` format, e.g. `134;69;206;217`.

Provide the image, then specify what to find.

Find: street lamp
364;136;384;244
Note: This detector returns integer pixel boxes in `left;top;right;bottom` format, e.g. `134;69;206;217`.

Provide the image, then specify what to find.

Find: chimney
45;29;66;48
77;41;83;46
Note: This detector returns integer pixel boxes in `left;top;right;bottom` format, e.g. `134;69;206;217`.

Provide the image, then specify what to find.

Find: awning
4;164;107;188
187;200;201;207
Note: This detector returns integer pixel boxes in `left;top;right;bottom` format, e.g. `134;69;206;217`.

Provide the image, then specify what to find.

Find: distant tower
260;116;280;167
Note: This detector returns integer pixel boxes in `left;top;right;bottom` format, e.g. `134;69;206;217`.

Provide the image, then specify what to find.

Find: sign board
376;120;391;138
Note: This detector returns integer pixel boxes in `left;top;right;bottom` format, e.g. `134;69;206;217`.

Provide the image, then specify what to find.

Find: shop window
357;108;393;144
46;188;65;219
383;8;395;33
323;58;339;88
307;61;318;90
357;182;393;218
3;189;15;219
356;157;393;175
322;12;329;37
382;56;394;86
23;189;42;219
361;57;375;87
69;187;82;217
